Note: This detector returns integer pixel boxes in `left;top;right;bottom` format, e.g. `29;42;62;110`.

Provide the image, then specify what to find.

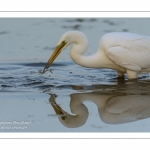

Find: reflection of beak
43;41;67;73
49;94;67;120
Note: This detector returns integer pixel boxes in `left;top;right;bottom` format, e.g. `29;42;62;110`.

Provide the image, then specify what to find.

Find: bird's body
43;31;150;79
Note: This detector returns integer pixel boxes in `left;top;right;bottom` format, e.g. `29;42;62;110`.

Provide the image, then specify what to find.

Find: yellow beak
43;41;67;73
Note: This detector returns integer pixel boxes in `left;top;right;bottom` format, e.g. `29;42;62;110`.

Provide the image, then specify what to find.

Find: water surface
1;61;150;132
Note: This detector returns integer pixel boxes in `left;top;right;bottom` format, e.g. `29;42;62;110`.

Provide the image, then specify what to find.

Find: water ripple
1;61;150;93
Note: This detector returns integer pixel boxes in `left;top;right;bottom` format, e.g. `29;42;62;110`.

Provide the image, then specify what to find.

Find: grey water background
1;18;150;132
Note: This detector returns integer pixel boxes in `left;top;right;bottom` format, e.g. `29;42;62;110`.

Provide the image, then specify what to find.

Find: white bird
43;31;150;79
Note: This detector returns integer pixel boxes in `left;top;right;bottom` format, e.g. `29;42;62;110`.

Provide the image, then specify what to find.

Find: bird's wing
106;37;150;71
106;46;141;71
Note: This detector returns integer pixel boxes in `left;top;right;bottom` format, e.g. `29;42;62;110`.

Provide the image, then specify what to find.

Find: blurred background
0;18;150;62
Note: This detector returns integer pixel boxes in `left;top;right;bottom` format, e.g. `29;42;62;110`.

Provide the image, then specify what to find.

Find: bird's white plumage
44;31;150;79
101;32;150;71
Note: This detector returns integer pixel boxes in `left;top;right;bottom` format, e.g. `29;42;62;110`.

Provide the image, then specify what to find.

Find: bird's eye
62;41;65;43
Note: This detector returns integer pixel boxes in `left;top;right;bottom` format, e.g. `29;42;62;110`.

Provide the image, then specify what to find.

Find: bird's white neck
69;33;102;68
70;40;107;68
68;31;125;72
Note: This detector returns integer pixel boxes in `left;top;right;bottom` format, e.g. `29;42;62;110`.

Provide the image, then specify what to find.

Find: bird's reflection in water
49;81;150;128
50;94;88;128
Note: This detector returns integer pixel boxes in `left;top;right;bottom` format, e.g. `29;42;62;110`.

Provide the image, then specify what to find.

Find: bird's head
42;31;77;73
42;31;86;73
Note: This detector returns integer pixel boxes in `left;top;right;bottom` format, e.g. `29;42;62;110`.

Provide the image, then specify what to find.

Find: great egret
43;31;150;79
